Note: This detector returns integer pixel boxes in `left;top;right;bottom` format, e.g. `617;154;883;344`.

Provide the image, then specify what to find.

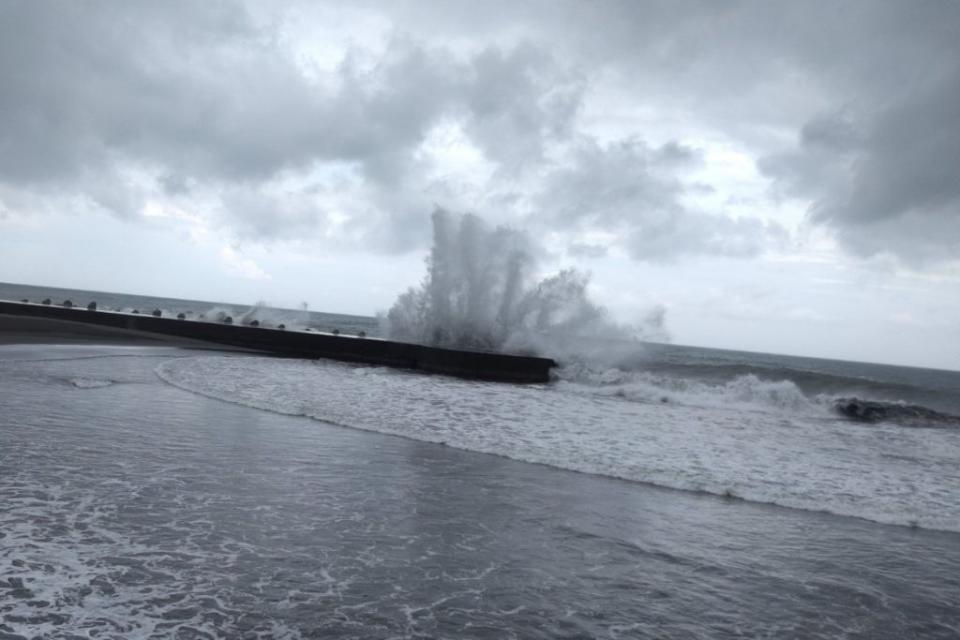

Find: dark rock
277;324;286;330
176;313;186;320
249;319;260;327
62;300;73;308
358;331;366;337
87;301;97;311
835;399;887;422
332;328;340;335
834;397;960;425
131;309;140;314
20;298;28;303
41;298;51;305
152;309;162;317
223;316;233;325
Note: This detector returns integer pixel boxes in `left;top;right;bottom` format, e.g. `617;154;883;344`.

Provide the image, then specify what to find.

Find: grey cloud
567;243;608;259
386;0;960;262
0;3;584;250
537;138;698;229
625;209;785;262
219;187;326;241
5;0;955;264
460;44;585;173
537;138;783;261
800;113;863;152
758;112;860;201
761;63;960;262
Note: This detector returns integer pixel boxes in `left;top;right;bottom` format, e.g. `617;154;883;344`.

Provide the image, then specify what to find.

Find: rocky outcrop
834;398;960;426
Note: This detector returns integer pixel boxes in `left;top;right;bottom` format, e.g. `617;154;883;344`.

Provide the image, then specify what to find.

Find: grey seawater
2;346;960;639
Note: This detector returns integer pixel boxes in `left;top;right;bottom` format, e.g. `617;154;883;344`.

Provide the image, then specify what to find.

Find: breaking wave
555;366;817;413
156;355;960;532
382;209;667;360
556;362;960;427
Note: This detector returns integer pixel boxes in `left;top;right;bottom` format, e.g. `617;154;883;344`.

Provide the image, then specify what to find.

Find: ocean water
2;283;960;638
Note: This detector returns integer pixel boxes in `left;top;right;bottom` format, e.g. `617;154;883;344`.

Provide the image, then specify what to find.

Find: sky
0;0;958;369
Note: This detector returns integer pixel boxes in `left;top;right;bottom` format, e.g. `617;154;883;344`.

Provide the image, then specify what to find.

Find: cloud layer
1;0;958;265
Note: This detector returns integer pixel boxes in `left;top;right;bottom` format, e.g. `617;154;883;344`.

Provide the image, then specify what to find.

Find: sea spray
383;209;668;363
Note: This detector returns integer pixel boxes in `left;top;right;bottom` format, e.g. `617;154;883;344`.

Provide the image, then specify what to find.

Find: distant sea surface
2;281;960;638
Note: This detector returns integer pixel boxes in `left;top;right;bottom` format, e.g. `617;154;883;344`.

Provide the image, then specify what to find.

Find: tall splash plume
384;209;668;361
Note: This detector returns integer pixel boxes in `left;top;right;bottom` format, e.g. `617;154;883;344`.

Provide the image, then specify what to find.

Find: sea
2;281;959;639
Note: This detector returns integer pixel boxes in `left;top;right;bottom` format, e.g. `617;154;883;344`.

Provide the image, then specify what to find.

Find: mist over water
384;210;668;361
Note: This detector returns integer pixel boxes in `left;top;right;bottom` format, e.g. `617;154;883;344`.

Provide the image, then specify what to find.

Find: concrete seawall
0;300;556;383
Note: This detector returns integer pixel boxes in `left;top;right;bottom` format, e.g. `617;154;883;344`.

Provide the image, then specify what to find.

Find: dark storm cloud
761;65;960;262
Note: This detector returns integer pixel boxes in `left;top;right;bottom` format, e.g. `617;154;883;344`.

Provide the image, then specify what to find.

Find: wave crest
557;366;816;413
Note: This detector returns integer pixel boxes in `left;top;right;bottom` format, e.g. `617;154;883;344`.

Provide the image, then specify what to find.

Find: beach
2;315;960;638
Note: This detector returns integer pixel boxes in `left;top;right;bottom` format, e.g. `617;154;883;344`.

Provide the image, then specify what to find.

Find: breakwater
0;300;555;383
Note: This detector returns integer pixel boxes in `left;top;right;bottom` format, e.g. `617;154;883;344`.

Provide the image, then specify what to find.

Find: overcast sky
1;0;958;369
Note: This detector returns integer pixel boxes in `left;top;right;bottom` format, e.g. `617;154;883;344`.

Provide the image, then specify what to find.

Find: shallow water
157;354;960;531
2;345;960;639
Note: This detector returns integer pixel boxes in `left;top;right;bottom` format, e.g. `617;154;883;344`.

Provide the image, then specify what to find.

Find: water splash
383;209;668;360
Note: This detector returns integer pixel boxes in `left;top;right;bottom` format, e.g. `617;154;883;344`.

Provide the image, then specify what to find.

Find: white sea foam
382;209;667;358
156;355;960;532
68;377;114;389
555;366;819;413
